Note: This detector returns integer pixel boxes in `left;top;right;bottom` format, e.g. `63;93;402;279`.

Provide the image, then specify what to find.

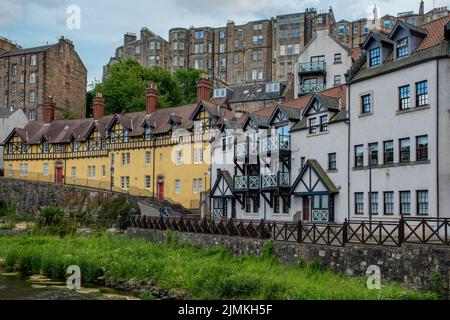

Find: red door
55;166;63;184
303;197;310;221
158;181;164;201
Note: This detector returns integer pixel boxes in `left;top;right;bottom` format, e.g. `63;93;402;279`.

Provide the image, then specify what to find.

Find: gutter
436;59;440;218
347;84;351;221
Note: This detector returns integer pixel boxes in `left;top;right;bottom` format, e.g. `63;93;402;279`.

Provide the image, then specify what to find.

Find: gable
268;107;289;126
211;172;234;197
303;97;327;117
291;160;339;195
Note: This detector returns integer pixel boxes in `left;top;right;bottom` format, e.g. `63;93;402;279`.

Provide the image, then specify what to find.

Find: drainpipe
347;84;351;220
152;144;156;199
436;59;440;218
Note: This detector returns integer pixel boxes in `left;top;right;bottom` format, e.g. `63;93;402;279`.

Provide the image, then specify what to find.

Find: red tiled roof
416;15;450;51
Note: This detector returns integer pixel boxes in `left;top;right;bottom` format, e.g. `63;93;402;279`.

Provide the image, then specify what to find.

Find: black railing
129;216;450;247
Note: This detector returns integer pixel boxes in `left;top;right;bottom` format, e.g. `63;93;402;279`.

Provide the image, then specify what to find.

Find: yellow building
2;76;236;210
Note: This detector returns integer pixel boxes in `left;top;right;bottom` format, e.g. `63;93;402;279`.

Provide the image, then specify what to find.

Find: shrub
33;205;76;237
98;196;135;229
0;199;17;217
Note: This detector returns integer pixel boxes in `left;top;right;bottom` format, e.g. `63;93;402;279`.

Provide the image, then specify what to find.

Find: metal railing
260;135;291;153
233;175;260;191
298;61;326;73
298;83;326;95
129;216;450;247
260;172;290;189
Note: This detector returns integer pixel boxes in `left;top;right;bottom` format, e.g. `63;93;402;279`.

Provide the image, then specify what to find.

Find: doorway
157;177;164;201
303;196;310;221
55;162;63;185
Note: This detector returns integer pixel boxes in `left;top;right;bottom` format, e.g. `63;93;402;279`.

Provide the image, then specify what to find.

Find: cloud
171;0;321;18
0;0;66;26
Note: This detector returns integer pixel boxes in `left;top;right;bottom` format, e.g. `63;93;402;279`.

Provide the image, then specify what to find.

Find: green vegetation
0;199;17;230
0;235;436;300
95;59;202;114
33;205;76;237
60;108;77;120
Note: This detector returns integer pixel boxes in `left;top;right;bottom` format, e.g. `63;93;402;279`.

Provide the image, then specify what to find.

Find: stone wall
128;228;450;294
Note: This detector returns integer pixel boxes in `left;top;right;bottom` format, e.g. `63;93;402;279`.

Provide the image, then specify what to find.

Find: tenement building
0;108;28;172
2;75;236;210
0;36;87;121
210;16;450;222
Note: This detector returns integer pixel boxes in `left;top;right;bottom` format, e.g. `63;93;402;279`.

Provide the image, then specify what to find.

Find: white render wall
0;110;28;170
349;60;439;219
296;29;353;97
292;120;349;222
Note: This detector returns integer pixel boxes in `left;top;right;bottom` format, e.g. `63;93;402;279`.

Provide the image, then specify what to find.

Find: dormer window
21;143;27;154
396;37;409;58
213;88;226;98
73;141;79;153
123;129;129;143
369;48;381;67
42;141;49;154
145;127;152;141
266;82;280;93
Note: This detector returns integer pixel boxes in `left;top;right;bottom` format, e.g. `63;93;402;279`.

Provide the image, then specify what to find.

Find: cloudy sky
1;0;448;85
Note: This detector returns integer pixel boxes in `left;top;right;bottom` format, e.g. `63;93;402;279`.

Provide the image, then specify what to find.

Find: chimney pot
196;74;212;103
43;96;56;124
93;92;105;120
146;81;159;114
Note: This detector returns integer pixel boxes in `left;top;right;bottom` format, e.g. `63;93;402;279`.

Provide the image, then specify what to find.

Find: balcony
298;83;326;96
260;172;290;190
298;61;326;75
234;139;259;161
260;135;291;154
233;175;260;192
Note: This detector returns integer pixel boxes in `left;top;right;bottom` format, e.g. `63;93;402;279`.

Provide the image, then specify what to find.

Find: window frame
383;140;394;164
354;145;364;168
416;190;429;216
355;193;364;215
383;192;395;216
399;191;411;216
361;94;372;114
328;153;337;171
399;138;411;163
369;47;381;67
399;85;411;110
416;135;428;162
416;81;428;107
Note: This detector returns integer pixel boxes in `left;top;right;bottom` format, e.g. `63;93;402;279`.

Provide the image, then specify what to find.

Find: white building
296;27;359;97
347;17;450;220
0;108;28;172
210;16;450;223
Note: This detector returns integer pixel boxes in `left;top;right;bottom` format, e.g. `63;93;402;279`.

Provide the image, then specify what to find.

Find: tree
61;108;77;120
98;59;201;115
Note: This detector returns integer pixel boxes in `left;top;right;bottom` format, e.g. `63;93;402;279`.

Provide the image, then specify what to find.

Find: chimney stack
419;0;425;15
93;92;105;120
43;96;56;124
146;81;159;114
196;73;212;103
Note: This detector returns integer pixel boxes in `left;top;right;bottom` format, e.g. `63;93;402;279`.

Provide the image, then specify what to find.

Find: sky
0;0;449;85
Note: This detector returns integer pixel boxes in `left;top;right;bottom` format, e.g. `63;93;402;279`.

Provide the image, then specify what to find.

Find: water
0;273;139;300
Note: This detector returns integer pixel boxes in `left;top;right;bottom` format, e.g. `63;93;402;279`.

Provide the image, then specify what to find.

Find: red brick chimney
196;73;212;103
93;92;105;120
146;81;159;114
43;96;56;124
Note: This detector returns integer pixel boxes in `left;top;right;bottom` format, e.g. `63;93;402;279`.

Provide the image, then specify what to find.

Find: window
43;163;49;176
121;176;130;190
252;50;263;61
175;150;182;165
219;30;225;39
334;53;342;64
396;37;409;58
56;144;63;152
355;145;364;167
328;153;337;171
383;140;394;164
294;44;300;55
369;143;378;165
338;25;346;35
30;91;36;102
145;127;152;141
370;192;379;215
194;59;204;70
266;82;280;93
145;151;152;165
123;130;129;143
101;139;106;150
279;45;286;56
251;69;263;81
400;191;411;215
273;196;280;214
73;142;79;153
21;143;27;154
145;176;151;190
355;193;364;215
88;166;96;179
369;48;381;67
399;138;411;162
8;164;13;176
194;148;203;164
219;43;225;54
31;55;37;66
175;180;181;194
121;153;131;166
253;23;263;31
417;191;429;216
309;118;317;134
399;85;411;110
30;72;37;84
193;178;198;194
102;165;106;178
384;192;394;215
20;72;24;84
416;81;428;107
334;75;342;85
320;115;329;132
361;94;372;114
198;179;204;193
384;20;391;29
43;141;49;154
12;64;17;76
416;135;428;161
195;31;204;39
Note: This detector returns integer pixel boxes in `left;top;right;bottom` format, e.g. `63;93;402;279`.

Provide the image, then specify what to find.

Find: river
0;273;140;300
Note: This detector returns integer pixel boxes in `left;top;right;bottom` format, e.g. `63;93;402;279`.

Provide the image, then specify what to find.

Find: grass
0;234;437;300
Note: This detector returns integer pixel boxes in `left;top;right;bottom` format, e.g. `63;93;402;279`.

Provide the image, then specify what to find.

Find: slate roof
213;81;290;104
0;108;15;118
350;16;450;83
309;160;339;194
0;44;54;58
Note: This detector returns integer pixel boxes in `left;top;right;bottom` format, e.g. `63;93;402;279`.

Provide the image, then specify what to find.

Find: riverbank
0;234;437;300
